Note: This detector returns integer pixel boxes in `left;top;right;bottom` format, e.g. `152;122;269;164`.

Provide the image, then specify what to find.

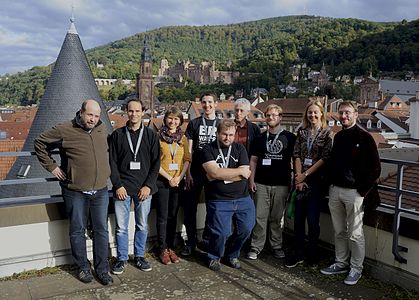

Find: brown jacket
34;116;110;191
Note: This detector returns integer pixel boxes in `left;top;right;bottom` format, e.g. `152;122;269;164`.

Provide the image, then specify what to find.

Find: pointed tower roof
141;35;152;62
0;17;112;200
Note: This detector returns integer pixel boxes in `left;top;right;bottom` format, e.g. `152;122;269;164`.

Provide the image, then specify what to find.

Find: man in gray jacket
34;99;113;285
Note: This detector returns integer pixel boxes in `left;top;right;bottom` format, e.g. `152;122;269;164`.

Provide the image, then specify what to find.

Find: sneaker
168;249;180;263
285;256;304;268
227;258;241;269
181;245;195;256
273;248;286;259
208;259;221;271
246;249;259;260
160;249;171;265
112;260;126;275
97;272;113;285
344;269;362;285
135;257;153;272
78;269;94;283
320;263;350;275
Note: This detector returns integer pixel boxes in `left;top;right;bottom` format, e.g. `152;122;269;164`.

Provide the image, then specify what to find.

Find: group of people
34;93;380;287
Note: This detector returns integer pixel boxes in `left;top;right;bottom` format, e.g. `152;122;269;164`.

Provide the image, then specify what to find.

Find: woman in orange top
155;107;191;264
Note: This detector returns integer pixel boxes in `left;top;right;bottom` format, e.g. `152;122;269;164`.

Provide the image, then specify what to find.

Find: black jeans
293;177;323;260
182;169;206;248
155;179;181;250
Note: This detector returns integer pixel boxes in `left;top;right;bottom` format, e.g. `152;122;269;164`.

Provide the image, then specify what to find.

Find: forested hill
1;15;417;106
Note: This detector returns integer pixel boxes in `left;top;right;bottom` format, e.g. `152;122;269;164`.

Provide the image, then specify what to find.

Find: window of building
367;120;372;129
377;120;382;129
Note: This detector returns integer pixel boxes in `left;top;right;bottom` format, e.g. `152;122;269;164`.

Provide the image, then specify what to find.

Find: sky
1;0;418;76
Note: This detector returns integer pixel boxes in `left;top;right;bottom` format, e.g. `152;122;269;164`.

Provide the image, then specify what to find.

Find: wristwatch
304;171;309;177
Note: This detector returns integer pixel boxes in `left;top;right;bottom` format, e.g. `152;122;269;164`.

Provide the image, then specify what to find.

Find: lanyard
169;142;179;162
217;139;232;168
126;125;144;162
306;129;320;156
202;116;217;142
266;129;283;152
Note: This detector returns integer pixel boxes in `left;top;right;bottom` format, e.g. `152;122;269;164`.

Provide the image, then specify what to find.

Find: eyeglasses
338;110;355;116
265;113;282;118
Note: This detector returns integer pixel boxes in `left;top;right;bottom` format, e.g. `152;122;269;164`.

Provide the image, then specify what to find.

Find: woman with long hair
155;107;190;264
286;100;333;268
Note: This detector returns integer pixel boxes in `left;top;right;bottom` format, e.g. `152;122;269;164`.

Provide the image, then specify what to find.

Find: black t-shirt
251;130;296;186
201;141;249;201
185;116;218;174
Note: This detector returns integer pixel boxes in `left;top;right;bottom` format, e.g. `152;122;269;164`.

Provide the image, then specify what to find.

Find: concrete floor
0;248;401;300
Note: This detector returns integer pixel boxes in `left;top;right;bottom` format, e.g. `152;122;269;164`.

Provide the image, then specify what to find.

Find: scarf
159;125;184;144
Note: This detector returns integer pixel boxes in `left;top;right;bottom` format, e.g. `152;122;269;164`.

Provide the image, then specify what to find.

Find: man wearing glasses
321;101;380;285
247;104;296;260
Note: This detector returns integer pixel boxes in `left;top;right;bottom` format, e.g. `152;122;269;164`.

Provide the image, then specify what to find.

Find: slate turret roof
0;17;112;199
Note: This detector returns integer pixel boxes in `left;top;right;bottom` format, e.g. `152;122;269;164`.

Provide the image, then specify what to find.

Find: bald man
35;99;113;285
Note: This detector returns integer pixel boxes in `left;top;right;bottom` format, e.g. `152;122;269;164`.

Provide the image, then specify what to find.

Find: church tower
136;35;154;116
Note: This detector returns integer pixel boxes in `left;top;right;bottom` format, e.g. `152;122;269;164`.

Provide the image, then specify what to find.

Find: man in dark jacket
234;98;261;157
108;99;160;274
35;99;113;285
321;101;381;286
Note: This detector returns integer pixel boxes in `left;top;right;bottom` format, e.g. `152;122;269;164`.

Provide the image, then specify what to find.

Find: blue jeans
206;196;255;261
62;186;110;274
114;195;152;260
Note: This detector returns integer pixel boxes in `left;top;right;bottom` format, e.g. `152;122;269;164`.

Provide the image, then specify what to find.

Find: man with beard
321;101;380;286
35;99;113;285
247;104;296;260
201;119;255;271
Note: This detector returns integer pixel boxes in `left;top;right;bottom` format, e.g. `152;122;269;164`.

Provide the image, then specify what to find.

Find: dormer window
377;120;382;129
367;120;372;129
17;164;31;179
336;121;342;126
328;120;335;126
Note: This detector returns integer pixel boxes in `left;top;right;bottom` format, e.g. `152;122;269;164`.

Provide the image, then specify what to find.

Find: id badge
130;161;141;170
262;159;272;166
304;158;313;166
224;180;233;184
169;163;179;171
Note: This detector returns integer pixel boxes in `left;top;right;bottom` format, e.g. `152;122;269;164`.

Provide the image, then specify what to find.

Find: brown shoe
160;249;171;265
168;249;180;263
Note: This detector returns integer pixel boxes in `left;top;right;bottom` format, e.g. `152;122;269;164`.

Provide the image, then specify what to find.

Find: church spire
141;35;152;63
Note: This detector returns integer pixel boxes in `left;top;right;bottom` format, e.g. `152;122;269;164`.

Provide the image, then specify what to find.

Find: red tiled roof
0;120;32;140
189;100;264;122
0;140;24;180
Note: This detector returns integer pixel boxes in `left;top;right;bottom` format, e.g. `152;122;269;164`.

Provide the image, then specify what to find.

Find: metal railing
0;150;63;207
378;158;419;264
1;152;419;263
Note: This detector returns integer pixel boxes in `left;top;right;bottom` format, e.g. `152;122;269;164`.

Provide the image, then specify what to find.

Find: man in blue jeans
201;119;255;271
35;99;113;285
109;99;160;274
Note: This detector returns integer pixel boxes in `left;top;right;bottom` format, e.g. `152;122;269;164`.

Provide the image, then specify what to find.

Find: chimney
409;92;419;139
